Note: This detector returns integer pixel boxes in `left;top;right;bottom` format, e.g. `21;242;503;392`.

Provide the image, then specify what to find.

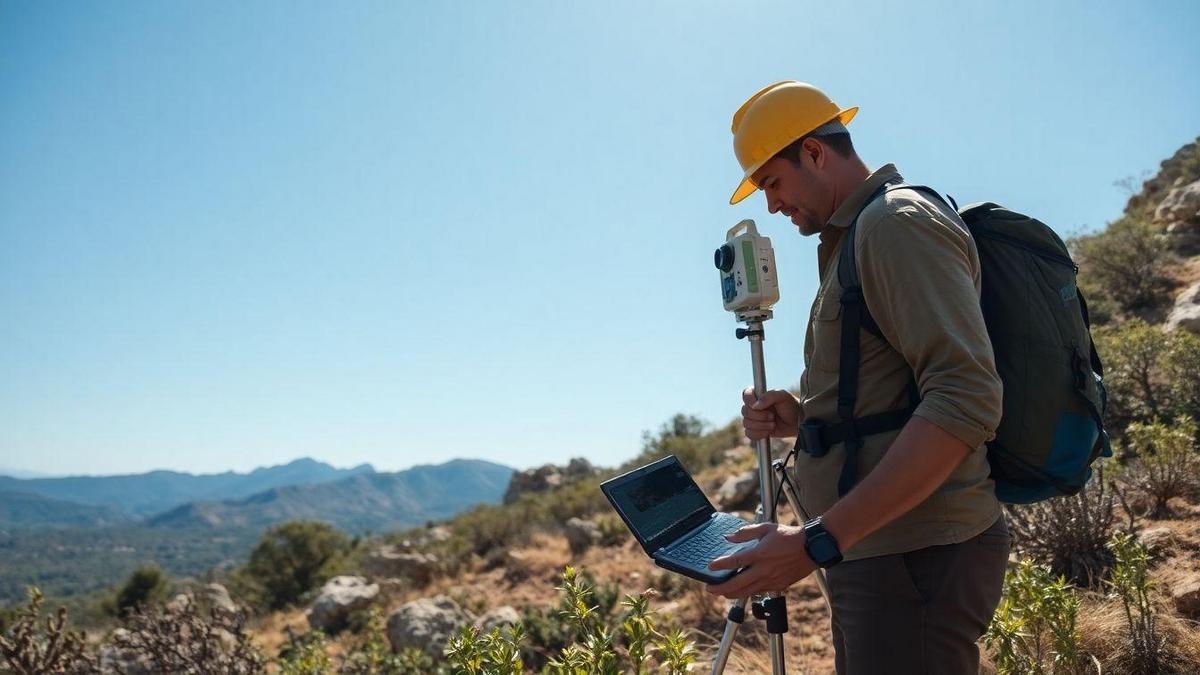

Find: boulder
474;606;521;633
504;465;564;504
365;546;439;585
564;457;599;481
200;583;239;615
564;517;601;555
717;470;760;511
1153;179;1200;229
1171;578;1200;619
1166;281;1200;334
387;595;471;660
307;576;379;632
1136;527;1175;558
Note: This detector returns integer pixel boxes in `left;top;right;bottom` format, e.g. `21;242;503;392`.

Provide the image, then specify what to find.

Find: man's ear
803;137;826;169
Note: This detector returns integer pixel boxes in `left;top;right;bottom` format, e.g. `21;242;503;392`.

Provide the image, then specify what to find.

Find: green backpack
801;181;1112;504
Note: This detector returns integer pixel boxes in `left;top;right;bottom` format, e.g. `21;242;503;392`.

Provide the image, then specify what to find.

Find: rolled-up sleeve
856;204;1003;449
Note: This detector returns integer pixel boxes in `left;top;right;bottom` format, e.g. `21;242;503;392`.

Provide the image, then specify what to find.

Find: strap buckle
798;420;829;457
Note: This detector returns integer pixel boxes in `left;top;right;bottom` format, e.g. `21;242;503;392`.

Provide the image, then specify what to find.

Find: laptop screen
606;457;711;545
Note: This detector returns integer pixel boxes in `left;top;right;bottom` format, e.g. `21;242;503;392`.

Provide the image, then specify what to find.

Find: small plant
278;629;333;675
114;594;266;674
235;520;351;610
1006;464;1117;586
984;559;1084;674
107;565;169;617
445;566;699;675
0;588;99;675
1116;416;1199;519
1104;532;1176;675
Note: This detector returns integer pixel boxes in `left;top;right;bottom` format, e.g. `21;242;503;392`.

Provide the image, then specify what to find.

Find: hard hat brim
728;106;859;205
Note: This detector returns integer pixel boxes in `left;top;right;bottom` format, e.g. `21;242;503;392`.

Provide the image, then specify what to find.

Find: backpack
802;181;1112;504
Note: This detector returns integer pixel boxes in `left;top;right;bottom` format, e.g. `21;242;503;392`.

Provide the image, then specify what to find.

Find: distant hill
147;459;515;534
0;457;375;520
0;490;131;529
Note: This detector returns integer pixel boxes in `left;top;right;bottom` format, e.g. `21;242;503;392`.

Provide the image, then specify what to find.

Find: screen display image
609;462;710;543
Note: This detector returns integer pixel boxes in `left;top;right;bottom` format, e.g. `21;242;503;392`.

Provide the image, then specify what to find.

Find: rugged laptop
601;455;755;584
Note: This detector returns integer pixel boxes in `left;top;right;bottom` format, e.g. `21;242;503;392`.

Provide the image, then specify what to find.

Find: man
705;81;1010;674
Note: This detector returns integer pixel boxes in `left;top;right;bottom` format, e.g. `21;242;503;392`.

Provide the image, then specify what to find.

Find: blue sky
2;1;1197;477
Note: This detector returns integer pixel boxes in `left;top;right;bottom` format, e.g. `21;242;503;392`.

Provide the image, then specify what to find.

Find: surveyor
705;81;1011;674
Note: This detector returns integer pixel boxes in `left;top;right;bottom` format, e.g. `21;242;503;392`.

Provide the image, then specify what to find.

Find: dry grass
1076;594;1200;674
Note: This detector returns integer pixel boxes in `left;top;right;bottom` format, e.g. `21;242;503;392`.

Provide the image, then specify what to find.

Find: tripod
709;309;832;675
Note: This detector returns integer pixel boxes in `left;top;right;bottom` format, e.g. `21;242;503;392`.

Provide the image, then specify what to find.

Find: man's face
750;140;833;237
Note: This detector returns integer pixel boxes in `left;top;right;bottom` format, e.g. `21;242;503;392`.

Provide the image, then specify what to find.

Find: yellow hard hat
729;81;858;205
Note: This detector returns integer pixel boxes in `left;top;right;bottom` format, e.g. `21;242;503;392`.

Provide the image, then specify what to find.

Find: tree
236;521;349;610
110;565;169;617
1070;217;1176;318
1095;320;1200;435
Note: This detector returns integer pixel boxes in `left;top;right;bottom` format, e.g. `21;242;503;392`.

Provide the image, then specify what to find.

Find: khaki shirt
793;164;1003;561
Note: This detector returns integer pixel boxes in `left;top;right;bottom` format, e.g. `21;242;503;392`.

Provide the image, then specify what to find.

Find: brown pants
825;517;1010;675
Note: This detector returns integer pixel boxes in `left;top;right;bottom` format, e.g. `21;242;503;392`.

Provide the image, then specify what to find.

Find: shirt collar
826;163;903;230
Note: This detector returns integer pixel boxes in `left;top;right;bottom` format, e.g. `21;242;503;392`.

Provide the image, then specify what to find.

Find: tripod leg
709;598;747;674
773;460;832;609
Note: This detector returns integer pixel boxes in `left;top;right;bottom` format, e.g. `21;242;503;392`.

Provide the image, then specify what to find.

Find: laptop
600;455;756;584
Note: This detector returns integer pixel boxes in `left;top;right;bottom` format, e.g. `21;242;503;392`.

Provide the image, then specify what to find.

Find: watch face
808;534;839;562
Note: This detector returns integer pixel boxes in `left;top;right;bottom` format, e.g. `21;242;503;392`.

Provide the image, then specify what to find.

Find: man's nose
766;192;781;214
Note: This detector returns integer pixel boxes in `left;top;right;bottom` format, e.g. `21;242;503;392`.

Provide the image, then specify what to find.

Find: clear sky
2;1;1197;477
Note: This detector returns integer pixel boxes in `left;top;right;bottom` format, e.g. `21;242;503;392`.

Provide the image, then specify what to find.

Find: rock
500;549;534;581
165;593;190;613
307;576;379;632
365;546;439;585
564;517;601;554
1164;222;1200;254
387;595;471;660
1137;528;1175;557
1172;579;1200;619
1166;282;1200;334
504;458;598;504
1153;179;1200;229
564;457;599;481
717;470;760;511
474;606;521;633
504;464;564;504
201;583;239;615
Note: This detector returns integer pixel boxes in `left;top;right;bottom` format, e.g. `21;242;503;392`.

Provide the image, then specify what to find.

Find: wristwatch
803;516;843;569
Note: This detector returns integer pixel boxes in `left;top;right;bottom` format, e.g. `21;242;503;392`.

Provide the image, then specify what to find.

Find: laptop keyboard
668;517;748;564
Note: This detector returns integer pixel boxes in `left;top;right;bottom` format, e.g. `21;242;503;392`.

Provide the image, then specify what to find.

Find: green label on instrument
742;241;758;293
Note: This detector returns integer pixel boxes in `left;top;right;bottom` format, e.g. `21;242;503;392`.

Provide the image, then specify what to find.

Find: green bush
1094;320;1200;435
1115;416;1200;518
1104;533;1179;675
445;566;696;675
109;565;169;617
236;521;350;610
278;630;333;675
339;607;433;674
1069;217;1176;317
984;559;1084;674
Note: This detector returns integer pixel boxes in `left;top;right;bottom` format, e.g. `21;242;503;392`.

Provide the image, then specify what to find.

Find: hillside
146;459;514;534
0;490;131;529
0;457;375;520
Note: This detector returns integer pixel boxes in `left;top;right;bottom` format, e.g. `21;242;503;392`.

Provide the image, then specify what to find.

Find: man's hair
778;130;856;164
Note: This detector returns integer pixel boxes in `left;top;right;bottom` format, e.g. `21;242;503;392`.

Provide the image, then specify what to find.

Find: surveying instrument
710;220;832;675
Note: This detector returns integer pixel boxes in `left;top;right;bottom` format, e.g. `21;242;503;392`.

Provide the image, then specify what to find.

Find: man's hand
705;522;816;598
741;388;802;440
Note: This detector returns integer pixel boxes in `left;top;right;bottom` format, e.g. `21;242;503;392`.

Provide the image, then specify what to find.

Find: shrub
1069;217;1176;316
447;566;697;675
0;588;99;675
1094;321;1200;435
109;565;169;617
1006;465;1118;587
277;629;332;675
1103;533;1178;675
1115;416;1200;518
236;521;350;610
984;559;1085;675
113;595;265;674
